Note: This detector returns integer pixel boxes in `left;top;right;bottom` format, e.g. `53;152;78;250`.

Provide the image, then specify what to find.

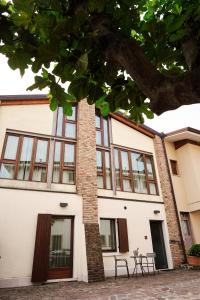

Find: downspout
161;133;187;263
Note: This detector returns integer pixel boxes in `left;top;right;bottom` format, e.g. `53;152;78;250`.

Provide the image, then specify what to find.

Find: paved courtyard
0;270;200;300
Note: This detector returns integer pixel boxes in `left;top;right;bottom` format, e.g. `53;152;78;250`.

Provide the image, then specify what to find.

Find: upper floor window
52;141;75;185
96;112;111;189
96;113;109;147
170;159;179;175
56;106;77;139
114;148;158;195
0;132;76;185
0;134;49;182
96;149;111;189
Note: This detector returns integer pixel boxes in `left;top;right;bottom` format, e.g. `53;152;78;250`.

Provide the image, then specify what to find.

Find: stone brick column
154;135;186;266
76;100;105;282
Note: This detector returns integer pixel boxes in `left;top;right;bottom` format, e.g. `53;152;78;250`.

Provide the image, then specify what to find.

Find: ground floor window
100;218;129;253
100;219;116;252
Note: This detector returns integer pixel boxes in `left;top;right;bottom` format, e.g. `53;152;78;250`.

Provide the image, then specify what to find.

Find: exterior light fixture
60;202;68;208
153;210;160;214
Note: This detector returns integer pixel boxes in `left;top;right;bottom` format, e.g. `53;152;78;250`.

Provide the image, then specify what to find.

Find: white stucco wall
0;104;54;154
0;188;87;288
165;141;188;212
175;144;200;212
98;198;173;276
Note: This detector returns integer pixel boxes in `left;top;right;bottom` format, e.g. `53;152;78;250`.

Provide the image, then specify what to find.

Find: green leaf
63;102;73;116
95;96;107;108
76;53;88;73
68;78;88;100
49;97;58;111
169;29;187;42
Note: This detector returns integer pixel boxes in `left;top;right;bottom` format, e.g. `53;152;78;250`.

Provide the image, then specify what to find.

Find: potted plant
187;244;200;266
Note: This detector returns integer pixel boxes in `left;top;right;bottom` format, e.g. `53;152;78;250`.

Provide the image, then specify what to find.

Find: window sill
0;179;76;193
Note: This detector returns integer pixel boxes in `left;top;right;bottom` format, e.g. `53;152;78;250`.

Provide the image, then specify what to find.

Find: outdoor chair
114;255;130;279
141;252;156;275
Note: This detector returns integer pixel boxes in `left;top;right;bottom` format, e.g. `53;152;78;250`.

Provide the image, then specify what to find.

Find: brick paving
0;270;200;300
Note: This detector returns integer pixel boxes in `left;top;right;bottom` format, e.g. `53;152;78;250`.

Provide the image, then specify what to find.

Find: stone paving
0;270;200;300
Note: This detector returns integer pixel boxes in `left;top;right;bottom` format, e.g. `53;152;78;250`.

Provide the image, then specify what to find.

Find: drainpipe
161;133;187;263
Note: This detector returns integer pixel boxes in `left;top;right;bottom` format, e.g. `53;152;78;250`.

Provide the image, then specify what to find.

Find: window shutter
117;218;129;253
31;214;51;283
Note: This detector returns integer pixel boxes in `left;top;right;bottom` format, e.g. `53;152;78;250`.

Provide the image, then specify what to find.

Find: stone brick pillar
154;135;186;266
76;100;105;282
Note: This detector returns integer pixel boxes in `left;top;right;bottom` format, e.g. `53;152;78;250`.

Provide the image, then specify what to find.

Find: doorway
48;216;74;279
150;220;168;269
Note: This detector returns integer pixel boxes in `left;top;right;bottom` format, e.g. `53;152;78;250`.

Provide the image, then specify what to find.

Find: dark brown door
150;221;168;269
47;216;74;279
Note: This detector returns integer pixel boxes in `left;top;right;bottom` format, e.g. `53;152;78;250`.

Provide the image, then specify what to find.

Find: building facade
0;95;185;288
165;128;200;251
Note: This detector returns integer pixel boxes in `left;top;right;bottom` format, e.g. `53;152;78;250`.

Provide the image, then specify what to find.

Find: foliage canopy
1;0;200;122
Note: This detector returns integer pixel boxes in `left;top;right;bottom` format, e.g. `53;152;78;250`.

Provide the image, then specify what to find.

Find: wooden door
150;221;168;269
48;216;74;279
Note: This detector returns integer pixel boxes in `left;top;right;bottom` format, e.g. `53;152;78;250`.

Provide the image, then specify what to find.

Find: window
56;106;77;139
170;160;178;175
100;219;116;251
52;142;75;184
100;218;129;253
0;134;49;182
95;113;109;147
96;150;111;189
96;111;112;189
114;148;158;195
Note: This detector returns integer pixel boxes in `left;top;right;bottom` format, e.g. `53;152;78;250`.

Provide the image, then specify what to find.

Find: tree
0;0;200;122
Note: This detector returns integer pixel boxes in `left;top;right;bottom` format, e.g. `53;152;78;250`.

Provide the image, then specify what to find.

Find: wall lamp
153;210;160;214
60;202;68;208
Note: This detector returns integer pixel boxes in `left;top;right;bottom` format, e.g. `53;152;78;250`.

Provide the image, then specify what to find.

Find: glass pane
0;163;15;179
65;123;76;139
181;220;191;236
4;135;19;160
121;151;129;176
66;106;76;121
123;179;132;192
96;150;102;172
100;219;116;251
132;153;147;193
32;166;47;182
134;174;147;194
63;170;74;184
146;156;155;180
96;131;102;145
116;171;121;190
114;149;121;190
105;152;111;189
149;182;157;195
95;115;101;128
17;137;33;180
97;175;103;188
54;142;61;162
53;163;60;183
56;107;63;136
64;144;74;167
49;218;72;268
35;140;48;163
53;142;61;183
103;119;109;147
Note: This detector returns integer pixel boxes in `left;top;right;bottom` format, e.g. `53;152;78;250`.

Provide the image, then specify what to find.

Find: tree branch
92;15;200;115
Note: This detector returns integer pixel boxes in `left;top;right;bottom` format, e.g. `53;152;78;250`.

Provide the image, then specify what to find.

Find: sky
1;54;200;134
